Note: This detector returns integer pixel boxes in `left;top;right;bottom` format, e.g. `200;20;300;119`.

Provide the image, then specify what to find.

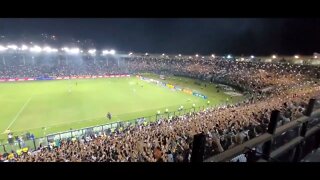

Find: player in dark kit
107;112;112;120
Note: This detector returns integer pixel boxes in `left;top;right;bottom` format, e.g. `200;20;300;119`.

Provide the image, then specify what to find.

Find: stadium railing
44;105;211;144
204;98;320;162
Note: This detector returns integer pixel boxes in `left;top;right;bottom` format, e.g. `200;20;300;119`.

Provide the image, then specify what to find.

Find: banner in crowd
182;88;193;95
0;74;130;83
174;86;182;91
166;84;174;89
159;82;166;87
36;77;55;81
192;92;208;99
0;77;35;82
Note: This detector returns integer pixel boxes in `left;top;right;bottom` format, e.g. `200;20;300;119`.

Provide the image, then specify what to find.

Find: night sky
0;18;320;56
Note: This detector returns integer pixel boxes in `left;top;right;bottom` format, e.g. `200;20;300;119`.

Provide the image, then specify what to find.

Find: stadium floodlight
314;55;318;59
178;54;181;57
61;47;69;52
61;47;80;54
145;53;148;56
20;45;29;51
0;45;8;51
43;46;58;53
162;53;165;56
29;45;42;53
128;52;133;56
7;45;18;50
88;49;96;55
109;49;116;55
202;56;204;59
102;50;109;55
294;55;299;59
195;54;199;57
63;47;80;54
250;55;255;59
101;49;115;55
241;58;245;61
211;54;215;58
69;48;80;54
43;46;51;52
272;55;277;59
227;55;232;59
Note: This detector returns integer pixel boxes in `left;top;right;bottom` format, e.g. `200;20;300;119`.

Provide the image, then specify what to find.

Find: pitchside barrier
140;76;208;99
0;103;221;154
0;74;131;83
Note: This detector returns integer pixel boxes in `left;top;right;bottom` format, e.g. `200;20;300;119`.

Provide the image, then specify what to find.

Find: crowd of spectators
1;54;320;162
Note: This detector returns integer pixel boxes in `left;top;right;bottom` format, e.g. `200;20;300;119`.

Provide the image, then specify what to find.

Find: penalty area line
3;95;34;133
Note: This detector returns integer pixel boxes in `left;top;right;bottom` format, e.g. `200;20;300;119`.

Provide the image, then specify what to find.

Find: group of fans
0;56;127;79
1;54;320;162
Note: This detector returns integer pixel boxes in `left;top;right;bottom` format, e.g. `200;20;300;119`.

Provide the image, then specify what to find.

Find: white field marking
1;115;105;134
5;95;34;131
4;112;125;134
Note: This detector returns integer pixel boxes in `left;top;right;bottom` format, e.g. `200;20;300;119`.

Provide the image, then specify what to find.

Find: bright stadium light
227;55;232;59
101;49;115;55
43;47;51;51
162;53;165;56
241;58;245;61
69;48;80;54
202;56;204;59
145;53;148;56
250;55;255;59
88;49;96;55
62;47;79;54
29;45;42;53
314;55;318;59
109;49;116;55
211;54;215;58
43;46;58;53
178;54;181;57
65;48;80;54
51;48;58;52
272;55;277;59
61;47;69;51
128;52;133;56
0;45;8;51
7;44;18;50
195;54;199;57
102;50;109;55
294;55;299;59
20;45;29;51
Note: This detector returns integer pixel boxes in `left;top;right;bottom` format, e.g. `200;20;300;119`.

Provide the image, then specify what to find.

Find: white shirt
230;154;247;162
167;154;174;162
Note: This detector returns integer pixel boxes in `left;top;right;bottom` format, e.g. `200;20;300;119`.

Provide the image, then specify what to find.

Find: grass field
0;73;243;143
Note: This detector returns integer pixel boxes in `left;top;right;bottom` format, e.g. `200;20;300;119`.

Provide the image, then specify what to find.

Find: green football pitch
0;73;243;142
